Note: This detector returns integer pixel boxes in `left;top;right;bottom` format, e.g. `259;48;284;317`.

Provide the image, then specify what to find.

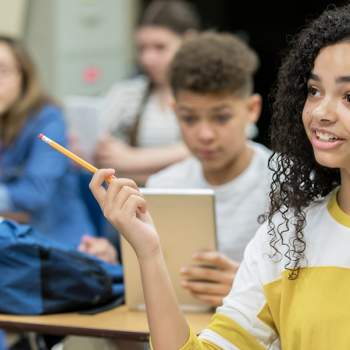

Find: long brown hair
128;1;201;146
139;0;201;35
0;36;54;147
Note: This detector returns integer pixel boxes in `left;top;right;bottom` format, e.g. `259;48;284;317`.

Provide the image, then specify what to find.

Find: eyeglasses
0;65;20;83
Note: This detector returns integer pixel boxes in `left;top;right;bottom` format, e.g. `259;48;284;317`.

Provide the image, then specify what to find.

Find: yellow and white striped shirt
158;189;350;349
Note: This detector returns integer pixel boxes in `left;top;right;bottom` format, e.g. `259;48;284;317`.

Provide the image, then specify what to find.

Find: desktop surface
0;306;214;342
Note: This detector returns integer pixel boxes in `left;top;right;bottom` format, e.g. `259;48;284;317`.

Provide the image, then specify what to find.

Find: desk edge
0;321;150;342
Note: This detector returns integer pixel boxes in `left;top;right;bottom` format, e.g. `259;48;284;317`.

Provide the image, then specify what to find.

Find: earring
245;123;259;139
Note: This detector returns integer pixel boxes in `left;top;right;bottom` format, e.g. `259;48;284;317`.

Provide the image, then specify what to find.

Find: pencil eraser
38;134;43;140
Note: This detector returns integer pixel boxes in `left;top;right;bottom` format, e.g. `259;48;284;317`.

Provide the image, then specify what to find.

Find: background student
0;36;96;247
90;5;350;349
146;32;271;306
94;0;201;185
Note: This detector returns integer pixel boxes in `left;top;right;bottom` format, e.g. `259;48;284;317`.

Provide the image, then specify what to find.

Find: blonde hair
0;36;54;146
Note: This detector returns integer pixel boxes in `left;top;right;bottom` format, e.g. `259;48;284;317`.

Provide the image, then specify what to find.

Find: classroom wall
24;0;140;101
0;0;27;37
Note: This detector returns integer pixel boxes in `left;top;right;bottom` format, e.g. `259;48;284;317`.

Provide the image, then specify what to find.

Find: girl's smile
312;132;344;149
303;42;350;169
312;127;345;149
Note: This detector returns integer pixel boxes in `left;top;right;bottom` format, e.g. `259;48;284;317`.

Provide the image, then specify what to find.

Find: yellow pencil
38;134;113;184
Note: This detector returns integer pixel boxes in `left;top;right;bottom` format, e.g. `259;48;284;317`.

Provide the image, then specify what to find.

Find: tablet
121;188;217;312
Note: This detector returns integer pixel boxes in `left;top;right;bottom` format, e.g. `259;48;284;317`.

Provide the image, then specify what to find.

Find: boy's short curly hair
168;31;260;96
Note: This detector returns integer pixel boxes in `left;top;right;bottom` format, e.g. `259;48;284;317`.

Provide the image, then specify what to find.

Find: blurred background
0;0;337;146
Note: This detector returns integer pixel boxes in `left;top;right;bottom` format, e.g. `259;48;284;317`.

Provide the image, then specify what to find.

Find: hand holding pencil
38;134;115;184
38;133;158;257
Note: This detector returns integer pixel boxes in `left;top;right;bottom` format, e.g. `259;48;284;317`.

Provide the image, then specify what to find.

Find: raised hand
89;169;160;259
90;169;191;350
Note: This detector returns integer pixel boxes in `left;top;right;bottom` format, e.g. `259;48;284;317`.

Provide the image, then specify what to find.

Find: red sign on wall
83;66;100;84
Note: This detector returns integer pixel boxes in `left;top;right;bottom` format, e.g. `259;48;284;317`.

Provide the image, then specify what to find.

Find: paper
64;95;103;164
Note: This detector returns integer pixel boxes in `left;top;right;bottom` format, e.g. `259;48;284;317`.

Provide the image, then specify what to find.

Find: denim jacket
0;105;96;246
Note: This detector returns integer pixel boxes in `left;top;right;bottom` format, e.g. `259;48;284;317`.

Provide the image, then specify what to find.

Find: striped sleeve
150;225;281;350
99;77;148;139
150;325;223;350
198;226;281;350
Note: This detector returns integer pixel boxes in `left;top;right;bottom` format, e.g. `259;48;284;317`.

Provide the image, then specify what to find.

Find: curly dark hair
168;31;259;95
261;4;350;279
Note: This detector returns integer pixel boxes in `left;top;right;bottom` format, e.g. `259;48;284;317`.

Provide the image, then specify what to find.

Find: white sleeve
145;166;178;188
145;173;158;188
198;225;281;350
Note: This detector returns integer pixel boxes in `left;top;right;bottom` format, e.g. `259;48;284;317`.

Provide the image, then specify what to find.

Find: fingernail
180;268;187;274
181;281;188;287
192;253;198;259
107;169;114;173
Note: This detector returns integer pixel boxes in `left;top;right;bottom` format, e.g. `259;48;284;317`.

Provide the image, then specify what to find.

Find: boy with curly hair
146;32;271;306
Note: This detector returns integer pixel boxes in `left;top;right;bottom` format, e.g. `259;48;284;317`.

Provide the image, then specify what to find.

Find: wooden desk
0;306;213;342
0;212;30;224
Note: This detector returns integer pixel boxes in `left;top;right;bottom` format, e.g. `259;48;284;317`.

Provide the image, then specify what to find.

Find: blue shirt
0;105;96;246
0;330;5;350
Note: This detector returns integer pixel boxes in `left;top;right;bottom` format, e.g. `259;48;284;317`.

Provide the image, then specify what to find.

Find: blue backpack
0;218;124;315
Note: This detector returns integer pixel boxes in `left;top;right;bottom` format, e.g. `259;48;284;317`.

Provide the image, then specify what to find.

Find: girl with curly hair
89;4;350;350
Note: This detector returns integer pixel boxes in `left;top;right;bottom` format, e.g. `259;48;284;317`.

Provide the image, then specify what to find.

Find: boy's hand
78;235;119;265
180;251;240;306
89;169;160;260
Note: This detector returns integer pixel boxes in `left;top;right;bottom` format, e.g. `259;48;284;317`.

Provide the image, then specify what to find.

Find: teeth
316;130;339;142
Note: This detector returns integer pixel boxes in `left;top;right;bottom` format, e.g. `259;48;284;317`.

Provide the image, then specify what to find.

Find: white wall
0;0;28;37
124;0;140;70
